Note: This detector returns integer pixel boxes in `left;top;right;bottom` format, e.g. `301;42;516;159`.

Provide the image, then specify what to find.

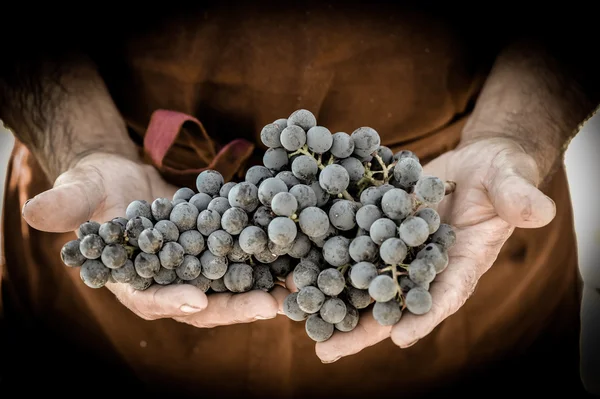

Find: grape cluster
60;108;456;343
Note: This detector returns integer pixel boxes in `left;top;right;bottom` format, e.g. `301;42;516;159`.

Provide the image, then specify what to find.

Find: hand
315;137;557;363
22;152;287;326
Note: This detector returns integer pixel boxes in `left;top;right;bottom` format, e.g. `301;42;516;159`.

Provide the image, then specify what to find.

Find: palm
72;153;179;223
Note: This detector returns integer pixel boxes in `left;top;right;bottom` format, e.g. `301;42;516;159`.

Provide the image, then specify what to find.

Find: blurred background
0;117;599;393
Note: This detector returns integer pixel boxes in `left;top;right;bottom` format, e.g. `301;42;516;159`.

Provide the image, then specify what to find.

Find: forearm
0;54;138;182
461;39;600;180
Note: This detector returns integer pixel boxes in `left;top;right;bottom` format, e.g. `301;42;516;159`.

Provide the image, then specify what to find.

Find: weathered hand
315;137;557;363
22;152;286;326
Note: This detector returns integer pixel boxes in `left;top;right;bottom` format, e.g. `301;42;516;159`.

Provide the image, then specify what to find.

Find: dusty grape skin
111;260;137;283
170;202;200;232
196;170;224;196
381;188;413;221
355;204;383;231
172;199;187;206
134;252;161;278
379;237;408;265
320;297;347;324
297;286;326;314
200;251;228;279
252;205;274;228
340;157;365;183
154;267;177;285
399;216;430;247
346;286;372;309
153;220;179;243
77;221;101;239
245;165;274;186
393;150;419;163
369;218;398;245
61;239;86;267
276;171;301;189
98;221;124;244
317;268;346;296
287;232;312;258
252;264;275;291
207;229;234;257
417;243;449;274
302;247;325;269
126;200;153;220
125;216;153;246
431;223;457;250
293;260;321;289
80;259;111;289
330;132;355;158
101;243;128;269
271;192;298;217
349;261;378;289
306;126;333;154
348;235;378;263
223;263;254;293
269;256;292;278
254;248;279;264
187;274;212;292
319;164;349;195
158;242;186;270
335;304;359;332
368;275;398;302
79;234;105;260
310;223;338;248
298;207;330;238
350;127;381;158
283;292;309;321
322;236;351;267
228;239;251;263
305;314;334;342
280;125;307;151
189;192;213;212
177;230;205;256
268;217;297;247
262;147;289;172
408;258;437;285
257;177;288;207
138;228;164;254
176;255;202;281
415;207;441;234
393;157;423;189
360;186;383;206
373;300;403;326
328;200;356;231
260;123;283;148
288;184;317;212
414;175;445;205
405;287;433;315
197;209;222;236
111;217;129;230
173;187;195;202
309;181;330;207
287;109;317;131
129;275;154;291
238;225;268;255
210;277;228;293
269;240;293;256
207;197;232;216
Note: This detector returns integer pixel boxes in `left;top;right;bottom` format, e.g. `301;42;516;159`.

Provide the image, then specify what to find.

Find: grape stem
445;180;457;195
289;145;355;202
337;264;350;276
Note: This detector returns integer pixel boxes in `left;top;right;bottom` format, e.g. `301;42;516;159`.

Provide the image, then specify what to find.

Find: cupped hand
315;137;557;363
22;152;286;326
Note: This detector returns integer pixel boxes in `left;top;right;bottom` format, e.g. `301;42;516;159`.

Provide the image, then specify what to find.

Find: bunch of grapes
59;109;456;343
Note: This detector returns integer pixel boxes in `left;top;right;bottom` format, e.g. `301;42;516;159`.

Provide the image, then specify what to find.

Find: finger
315;311;392;363
107;282;209;320
175;289;280;328
390;255;478;348
22;168;105;232
486;151;556;228
269;285;292;314
285;272;298;292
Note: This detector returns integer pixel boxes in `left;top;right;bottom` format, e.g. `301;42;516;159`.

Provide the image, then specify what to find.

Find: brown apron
0;4;584;397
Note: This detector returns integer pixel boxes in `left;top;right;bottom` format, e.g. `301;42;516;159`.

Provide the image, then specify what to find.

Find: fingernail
254;314;276;320
321;356;341;364
180;305;203;313
22;198;32;216
402;339;419;348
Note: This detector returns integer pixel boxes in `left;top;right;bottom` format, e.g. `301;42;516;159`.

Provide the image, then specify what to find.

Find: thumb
486;150;556;228
22;166;105;233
